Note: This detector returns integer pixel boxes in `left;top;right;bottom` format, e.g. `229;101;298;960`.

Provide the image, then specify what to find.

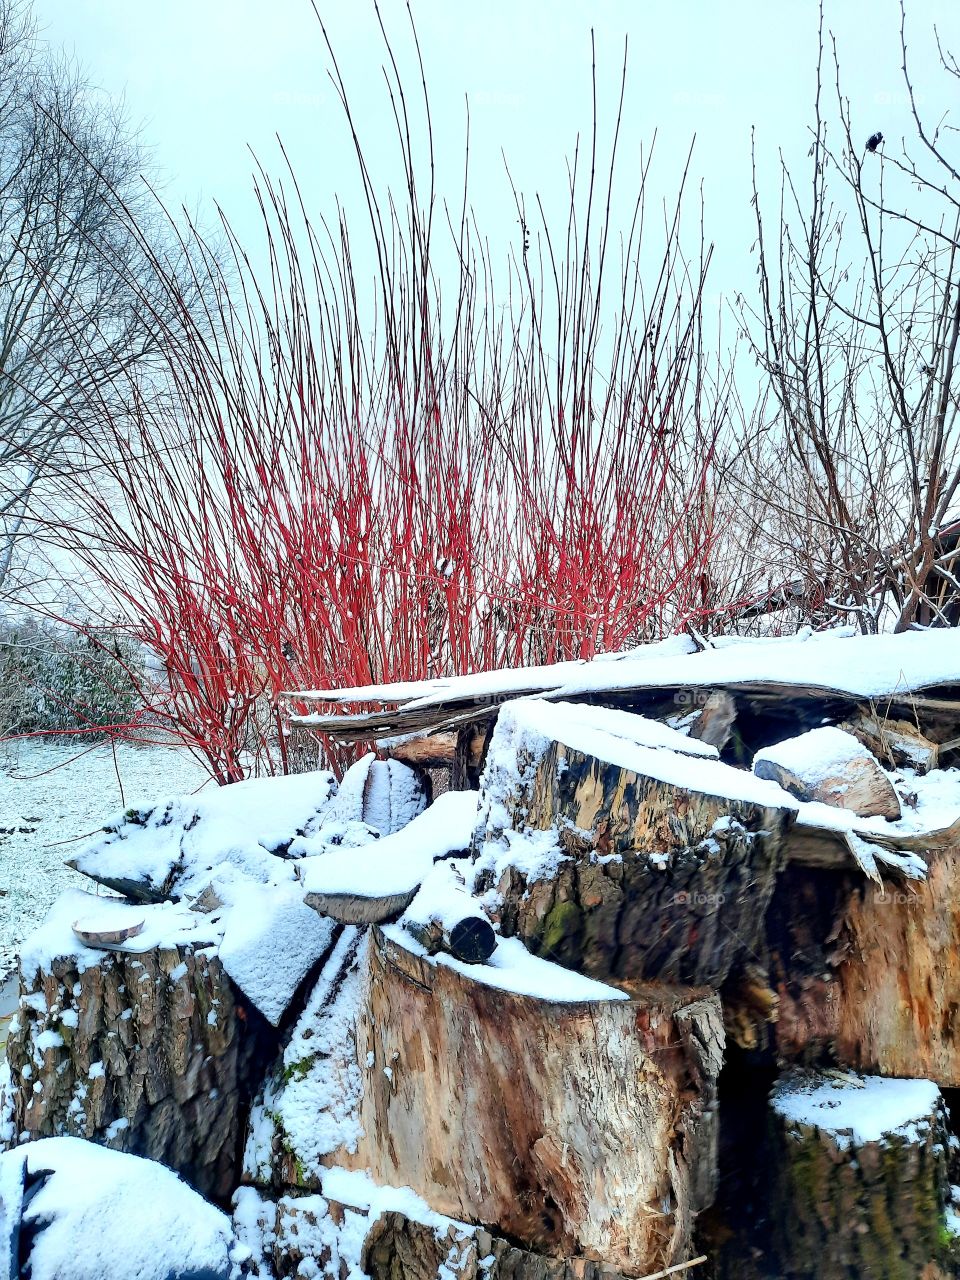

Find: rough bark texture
316;928;723;1278
481;740;792;987
5;943;277;1201
768;1073;952;1279
361;1211;644;1280
767;853;960;1086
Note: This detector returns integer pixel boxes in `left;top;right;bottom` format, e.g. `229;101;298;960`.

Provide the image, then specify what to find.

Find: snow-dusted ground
0;741;210;980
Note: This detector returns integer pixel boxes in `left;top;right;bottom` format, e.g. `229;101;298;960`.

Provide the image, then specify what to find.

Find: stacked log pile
3;630;960;1278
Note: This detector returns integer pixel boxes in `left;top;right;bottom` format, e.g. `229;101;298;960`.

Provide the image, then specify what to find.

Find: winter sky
31;0;960;335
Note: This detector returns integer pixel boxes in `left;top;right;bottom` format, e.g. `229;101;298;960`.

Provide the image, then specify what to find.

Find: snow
401;861;489;934
771;1071;942;1149
474;697;958;883
382;925;628;1003
215;880;337;1026
315;1168;474;1280
294;628;960;713
0;740;207;980
18;890;217;980
0;1136;235;1280
296;789;479;900
755;726;874;787
71;767;338;903
244;928;367;1187
535;701;719;758
472;828;567;892
360;757;427;835
18;879;334;1028
232;1173;475;1280
320;1165;468;1230
486;698;796;811
294;634;698;706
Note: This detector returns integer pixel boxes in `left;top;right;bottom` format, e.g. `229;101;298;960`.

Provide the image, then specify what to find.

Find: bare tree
0;0;191;598
735;1;960;633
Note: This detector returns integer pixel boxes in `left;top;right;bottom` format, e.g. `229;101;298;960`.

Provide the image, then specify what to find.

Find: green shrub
0;619;141;739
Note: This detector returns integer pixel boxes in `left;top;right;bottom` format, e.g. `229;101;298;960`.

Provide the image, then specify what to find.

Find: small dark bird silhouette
865;131;884;153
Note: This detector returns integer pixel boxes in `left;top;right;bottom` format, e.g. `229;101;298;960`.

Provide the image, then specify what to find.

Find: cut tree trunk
477;734;793;986
5;942;278;1201
294;928;723;1278
766;852;960;1086
767;1069;952;1279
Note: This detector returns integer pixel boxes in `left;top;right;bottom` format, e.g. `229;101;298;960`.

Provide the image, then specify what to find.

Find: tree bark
361;1211;646;1280
5;942;278;1201
767;1069;952;1279
478;738;792;987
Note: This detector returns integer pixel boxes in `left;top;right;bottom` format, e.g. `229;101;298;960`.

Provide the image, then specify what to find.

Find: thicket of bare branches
0;0;199;599
733;1;960;633
28;17;728;782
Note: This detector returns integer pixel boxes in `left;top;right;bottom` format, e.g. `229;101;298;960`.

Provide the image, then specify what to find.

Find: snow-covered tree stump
476;700;793;986
767;1070;952;1279
6;940;277;1200
247;926;724;1278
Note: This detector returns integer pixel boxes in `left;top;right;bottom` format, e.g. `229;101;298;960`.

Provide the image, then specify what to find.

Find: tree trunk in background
767;1071;952;1279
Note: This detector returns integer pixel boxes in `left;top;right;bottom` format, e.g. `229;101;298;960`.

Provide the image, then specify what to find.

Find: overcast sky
30;0;960;328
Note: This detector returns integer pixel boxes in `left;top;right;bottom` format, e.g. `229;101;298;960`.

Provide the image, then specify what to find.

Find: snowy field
0;740;210;980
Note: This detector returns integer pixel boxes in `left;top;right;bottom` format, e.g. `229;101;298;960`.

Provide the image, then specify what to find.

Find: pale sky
30;0;960;326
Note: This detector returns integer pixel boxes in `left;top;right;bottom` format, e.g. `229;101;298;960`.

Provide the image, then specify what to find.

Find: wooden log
767;1068;953;1279
302;888;417;925
401;911;499;962
260;927;724;1278
842;712;940;774
754;726;901;820
5;941;279;1200
476;702;794;986
385;732;462;770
